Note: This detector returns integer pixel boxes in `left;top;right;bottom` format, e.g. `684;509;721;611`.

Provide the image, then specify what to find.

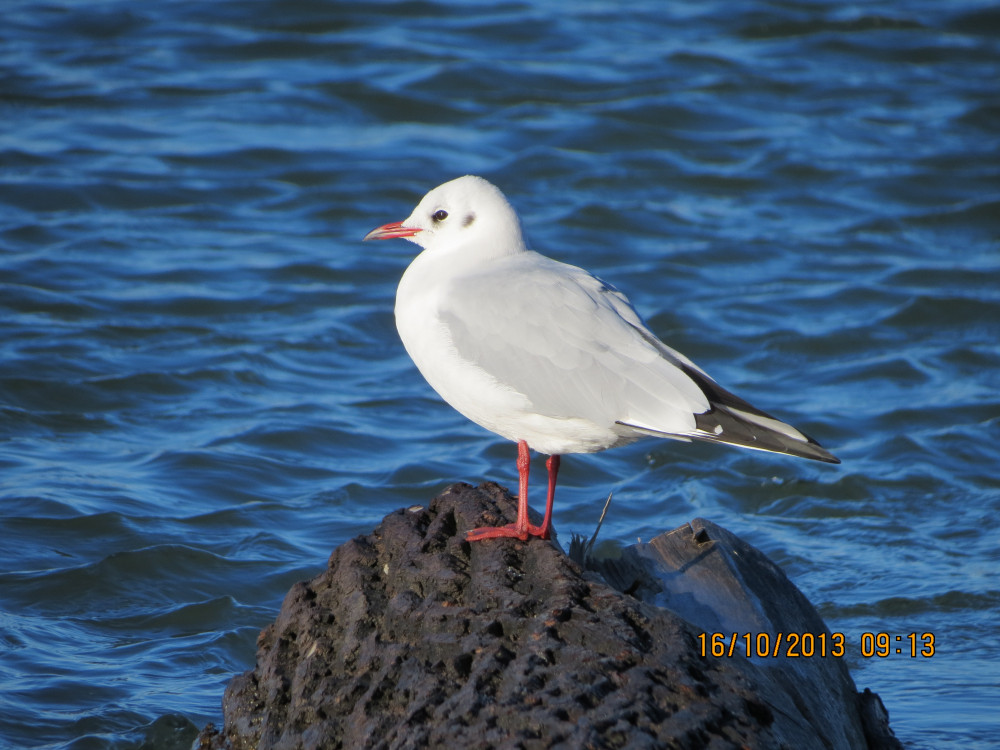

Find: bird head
364;175;525;259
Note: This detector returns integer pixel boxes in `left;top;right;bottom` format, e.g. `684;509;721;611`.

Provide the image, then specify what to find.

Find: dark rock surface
585;517;893;750
200;482;901;750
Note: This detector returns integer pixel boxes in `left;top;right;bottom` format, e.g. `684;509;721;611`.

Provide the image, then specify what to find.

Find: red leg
538;454;560;540
467;440;554;542
513;438;531;536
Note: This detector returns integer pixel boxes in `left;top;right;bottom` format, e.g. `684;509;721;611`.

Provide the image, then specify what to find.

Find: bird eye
432;209;448;222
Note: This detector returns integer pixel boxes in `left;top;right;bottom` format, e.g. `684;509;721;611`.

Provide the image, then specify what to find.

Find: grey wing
439;253;710;434
441;252;839;464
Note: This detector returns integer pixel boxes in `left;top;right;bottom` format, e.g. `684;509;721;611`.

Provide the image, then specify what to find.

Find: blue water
2;1;998;748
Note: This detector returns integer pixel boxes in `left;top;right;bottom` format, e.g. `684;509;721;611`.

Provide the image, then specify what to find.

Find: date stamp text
697;631;936;659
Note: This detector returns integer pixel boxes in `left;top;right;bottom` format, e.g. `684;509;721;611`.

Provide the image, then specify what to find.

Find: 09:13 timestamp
697;631;937;659
861;632;935;658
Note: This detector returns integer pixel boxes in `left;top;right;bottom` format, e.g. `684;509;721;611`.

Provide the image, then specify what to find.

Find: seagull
364;175;838;542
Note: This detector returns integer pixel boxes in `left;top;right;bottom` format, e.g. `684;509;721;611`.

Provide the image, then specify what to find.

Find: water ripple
2;1;998;748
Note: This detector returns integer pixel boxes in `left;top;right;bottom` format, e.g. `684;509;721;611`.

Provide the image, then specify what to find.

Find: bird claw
466;522;550;542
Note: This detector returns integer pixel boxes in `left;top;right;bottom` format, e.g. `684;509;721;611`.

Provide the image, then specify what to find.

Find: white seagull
365;176;838;542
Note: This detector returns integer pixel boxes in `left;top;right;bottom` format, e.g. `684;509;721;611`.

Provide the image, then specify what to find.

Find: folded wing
440;251;838;463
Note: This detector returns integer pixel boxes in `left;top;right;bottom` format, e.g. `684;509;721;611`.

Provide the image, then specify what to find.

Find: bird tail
620;403;839;463
617;357;839;464
693;402;839;463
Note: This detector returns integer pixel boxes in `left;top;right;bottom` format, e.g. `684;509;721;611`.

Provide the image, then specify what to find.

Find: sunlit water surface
2;1;998;748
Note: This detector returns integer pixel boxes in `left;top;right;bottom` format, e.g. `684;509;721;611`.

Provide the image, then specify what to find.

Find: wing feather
439;250;838;464
439;252;707;434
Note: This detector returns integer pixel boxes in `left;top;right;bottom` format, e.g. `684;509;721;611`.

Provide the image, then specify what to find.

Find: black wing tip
787;423;840;464
791;440;841;464
617;418;842;465
706;431;842;464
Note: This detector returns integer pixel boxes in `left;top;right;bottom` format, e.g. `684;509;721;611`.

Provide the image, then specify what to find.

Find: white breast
394;249;633;455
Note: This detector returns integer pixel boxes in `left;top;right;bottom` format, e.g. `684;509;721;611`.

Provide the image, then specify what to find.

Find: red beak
363;221;422;241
